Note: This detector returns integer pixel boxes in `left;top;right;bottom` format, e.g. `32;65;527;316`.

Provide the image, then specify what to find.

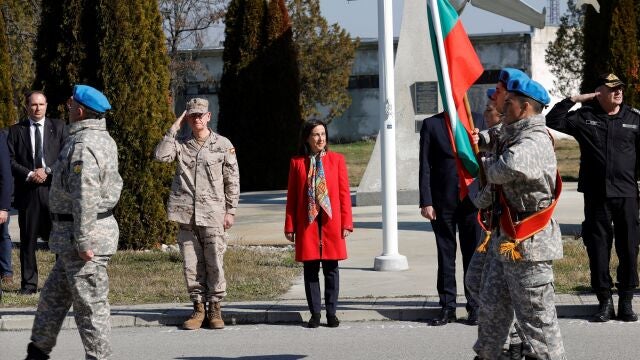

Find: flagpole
374;0;408;272
428;0;459;137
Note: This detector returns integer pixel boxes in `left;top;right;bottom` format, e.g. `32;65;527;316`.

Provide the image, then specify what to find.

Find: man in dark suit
419;111;484;326
7;91;66;294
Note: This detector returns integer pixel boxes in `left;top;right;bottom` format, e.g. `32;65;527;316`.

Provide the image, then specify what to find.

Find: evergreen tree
33;0;176;248
98;0;176;249
0;0;18;128
32;0;102;118
545;0;584;97
582;0;639;106
1;0;39;119
287;0;357;123
219;0;301;191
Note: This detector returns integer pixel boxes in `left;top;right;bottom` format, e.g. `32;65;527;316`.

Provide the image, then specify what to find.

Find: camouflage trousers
474;257;566;360
178;224;227;303
466;248;524;349
31;252;112;360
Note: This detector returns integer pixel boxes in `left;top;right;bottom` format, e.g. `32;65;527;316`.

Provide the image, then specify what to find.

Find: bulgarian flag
427;0;484;199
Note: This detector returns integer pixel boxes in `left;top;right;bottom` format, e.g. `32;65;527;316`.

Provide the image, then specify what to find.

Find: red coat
285;151;353;262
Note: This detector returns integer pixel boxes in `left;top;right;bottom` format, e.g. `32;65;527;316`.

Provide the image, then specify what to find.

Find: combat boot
592;296;615;322
25;343;49;360
208;302;225;329
183;302;206;330
617;294;638;322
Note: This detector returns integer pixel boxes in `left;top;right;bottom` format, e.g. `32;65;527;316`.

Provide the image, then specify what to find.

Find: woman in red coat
284;120;353;328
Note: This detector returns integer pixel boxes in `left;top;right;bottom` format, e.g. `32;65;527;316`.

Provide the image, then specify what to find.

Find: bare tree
159;0;227;104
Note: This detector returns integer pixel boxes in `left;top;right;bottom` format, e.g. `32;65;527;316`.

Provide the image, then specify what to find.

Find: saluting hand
170;111;187;133
570;93;598;103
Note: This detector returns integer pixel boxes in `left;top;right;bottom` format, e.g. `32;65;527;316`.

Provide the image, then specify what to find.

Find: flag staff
374;0;408;271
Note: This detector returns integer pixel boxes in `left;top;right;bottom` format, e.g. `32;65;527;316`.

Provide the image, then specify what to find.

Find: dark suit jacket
0;130;12;210
419;112;485;209
7;118;66;210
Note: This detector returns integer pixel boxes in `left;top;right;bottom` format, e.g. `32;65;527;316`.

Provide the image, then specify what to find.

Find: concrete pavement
2;182;635;331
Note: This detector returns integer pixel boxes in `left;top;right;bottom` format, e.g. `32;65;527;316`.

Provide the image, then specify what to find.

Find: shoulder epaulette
631;107;640;116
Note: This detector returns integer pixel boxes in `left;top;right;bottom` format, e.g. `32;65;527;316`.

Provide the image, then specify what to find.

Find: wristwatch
45;167;52;175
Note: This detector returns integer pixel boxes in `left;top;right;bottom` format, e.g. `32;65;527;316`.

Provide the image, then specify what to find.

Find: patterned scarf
307;151;332;224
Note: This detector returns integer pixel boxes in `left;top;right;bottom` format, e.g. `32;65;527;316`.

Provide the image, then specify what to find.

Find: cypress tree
219;0;301;190
32;0;102;117
0;0;17;128
2;0;39;119
98;0;176;249
582;0;638;106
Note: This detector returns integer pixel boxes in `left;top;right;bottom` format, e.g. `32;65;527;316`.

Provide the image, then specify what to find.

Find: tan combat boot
208;302;225;329
182;302;205;330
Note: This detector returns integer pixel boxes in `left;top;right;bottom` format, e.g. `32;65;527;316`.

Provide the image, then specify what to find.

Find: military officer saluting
154;98;240;330
472;78;566;360
26;85;123;360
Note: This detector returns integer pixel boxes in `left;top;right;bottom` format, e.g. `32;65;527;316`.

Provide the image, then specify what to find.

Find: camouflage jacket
477;114;563;262
154;129;239;232
49;118;123;255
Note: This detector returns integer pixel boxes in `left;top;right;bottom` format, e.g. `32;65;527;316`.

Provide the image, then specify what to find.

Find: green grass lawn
0;247;300;307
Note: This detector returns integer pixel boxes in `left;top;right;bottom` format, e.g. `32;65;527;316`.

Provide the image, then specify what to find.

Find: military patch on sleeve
72;161;83;174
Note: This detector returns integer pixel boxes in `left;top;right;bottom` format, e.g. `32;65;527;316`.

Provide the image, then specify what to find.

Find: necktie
34;123;43;169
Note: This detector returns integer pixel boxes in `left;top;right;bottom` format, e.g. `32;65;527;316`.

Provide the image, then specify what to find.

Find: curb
2;295;634;331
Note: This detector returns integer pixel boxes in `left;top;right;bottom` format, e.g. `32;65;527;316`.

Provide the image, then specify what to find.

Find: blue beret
507;77;550;105
486;88;496;99
73;85;111;113
499;68;528;84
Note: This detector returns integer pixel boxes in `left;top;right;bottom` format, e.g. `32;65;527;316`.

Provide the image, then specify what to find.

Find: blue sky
319;0;568;37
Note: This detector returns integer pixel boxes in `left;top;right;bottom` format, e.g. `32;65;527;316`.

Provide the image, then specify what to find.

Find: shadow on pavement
175;355;307;360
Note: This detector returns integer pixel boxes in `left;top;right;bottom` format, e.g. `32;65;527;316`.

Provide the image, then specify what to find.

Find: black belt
50;210;113;222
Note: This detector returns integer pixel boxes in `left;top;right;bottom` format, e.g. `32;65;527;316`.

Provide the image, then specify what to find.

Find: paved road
2;319;640;359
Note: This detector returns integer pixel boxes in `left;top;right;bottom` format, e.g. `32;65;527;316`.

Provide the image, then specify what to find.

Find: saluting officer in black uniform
546;73;640;323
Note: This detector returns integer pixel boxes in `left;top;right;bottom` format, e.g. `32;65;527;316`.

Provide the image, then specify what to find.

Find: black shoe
617;297;638;322
429;308;456;326
592;297;615;322
25;343;49;360
19;288;37;295
307;313;320;328
327;314;340;328
466;308;479;326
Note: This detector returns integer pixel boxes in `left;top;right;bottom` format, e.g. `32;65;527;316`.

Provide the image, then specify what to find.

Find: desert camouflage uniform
30;118;122;360
472;114;566;360
154;128;239;303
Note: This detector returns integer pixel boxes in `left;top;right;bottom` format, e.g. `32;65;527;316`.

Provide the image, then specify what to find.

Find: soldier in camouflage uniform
468;70;529;360
472;78;566;360
154;98;240;330
25;85;122;360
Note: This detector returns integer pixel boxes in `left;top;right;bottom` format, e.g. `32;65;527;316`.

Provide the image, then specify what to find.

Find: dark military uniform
30;117;122;360
546;98;640;302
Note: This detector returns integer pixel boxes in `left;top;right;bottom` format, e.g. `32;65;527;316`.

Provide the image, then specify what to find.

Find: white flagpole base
374;254;409;271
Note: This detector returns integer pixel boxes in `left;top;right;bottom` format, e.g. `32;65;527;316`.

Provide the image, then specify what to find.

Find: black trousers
18;186;52;291
582;195;639;300
303;260;339;315
431;196;481;311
